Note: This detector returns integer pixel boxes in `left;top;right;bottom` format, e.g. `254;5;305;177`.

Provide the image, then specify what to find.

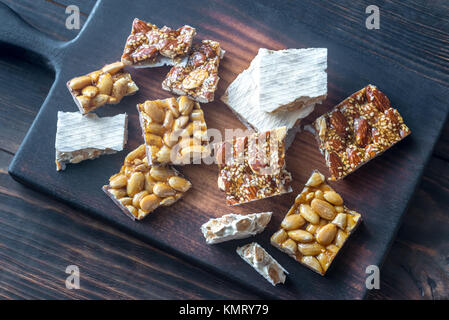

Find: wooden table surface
0;0;448;300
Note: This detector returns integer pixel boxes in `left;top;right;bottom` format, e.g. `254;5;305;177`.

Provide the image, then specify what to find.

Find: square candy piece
216;126;292;205
271;171;362;275
137;96;210;165
67;62;139;114
162;40;224;103
313;84;411;180
102;145;192;221
121;18;196;68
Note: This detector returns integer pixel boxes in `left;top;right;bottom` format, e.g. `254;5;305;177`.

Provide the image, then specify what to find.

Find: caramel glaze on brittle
216;127;292;206
314;84;411;180
162;40;224;103
121;18;196;66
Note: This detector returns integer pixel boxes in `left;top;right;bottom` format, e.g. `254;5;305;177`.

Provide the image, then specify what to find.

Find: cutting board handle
0;2;62;66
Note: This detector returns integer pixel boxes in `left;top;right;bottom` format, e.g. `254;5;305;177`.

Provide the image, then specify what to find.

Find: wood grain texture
0;151;261;299
0;0;448;299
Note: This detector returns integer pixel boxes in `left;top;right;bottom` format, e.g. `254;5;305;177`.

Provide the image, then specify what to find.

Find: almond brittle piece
67;62;139;114
270;170;362;275
162;40;224;103
216;126;292;205
102;145;191;221
313;84;411;180
121;18;196;68
137;96;210;165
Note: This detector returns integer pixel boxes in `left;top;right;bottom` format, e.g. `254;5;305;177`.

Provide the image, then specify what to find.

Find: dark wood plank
7;0;449;299
0;0;448;299
0;53;54;154
255;0;449;86
2;0;94;41
434;121;449;161
0;150;260;299
367;157;449;299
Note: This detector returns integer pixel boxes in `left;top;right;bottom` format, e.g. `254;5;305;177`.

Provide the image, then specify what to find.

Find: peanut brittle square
67;62;139;114
137;96;210;165
102;145;191;221
162;40;224;103
271;171;362;275
121;18;196;67
215;126;292;205
313;84;411;180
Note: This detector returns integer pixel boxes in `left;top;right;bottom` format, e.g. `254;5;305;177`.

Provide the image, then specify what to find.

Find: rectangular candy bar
236;242;288;286
313;84;411;180
215;126;292;205
270;171;362;275
162;40;224;103
121;18;196;68
102;145;192;220
137;96;210;165
201;212;272;244
67;62;139;114
55;112;128;171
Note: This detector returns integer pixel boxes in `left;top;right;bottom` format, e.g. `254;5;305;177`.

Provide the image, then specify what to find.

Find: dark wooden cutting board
4;0;449;299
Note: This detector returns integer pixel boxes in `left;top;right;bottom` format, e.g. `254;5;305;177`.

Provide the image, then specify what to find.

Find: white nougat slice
221;54;316;148
254;48;327;113
55;112;128;171
201;212;272;244
237;242;288;286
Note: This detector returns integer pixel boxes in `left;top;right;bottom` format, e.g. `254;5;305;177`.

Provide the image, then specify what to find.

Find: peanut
288;230;314;243
311;199;337;220
316;223;337;246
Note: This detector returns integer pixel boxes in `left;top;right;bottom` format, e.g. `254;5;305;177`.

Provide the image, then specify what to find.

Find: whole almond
346;147;361;168
329;110;349;138
327;152;343;179
365;85;391;112
354;117;371;147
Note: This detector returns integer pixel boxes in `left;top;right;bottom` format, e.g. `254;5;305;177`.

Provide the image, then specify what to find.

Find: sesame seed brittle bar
216;126;292;206
271;171;362;275
314;84;411;180
137;96;210;165
121;18;196;68
162;40;224;103
102;145;192;221
66;62;139;114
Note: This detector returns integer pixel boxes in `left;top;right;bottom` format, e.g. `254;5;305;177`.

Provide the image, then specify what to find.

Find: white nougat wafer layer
254;48;327;113
55;112;128;170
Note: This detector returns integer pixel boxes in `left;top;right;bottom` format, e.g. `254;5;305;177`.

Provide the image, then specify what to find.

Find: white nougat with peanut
201;212;272;244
